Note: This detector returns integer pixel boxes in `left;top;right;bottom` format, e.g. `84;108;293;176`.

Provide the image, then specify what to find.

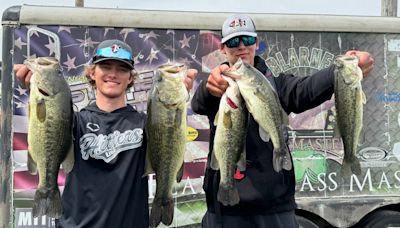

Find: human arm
275;51;374;114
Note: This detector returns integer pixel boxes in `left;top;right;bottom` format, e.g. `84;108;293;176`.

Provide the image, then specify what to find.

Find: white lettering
328;172;338;191
182;176;196;195
350;168;374;192
378;172;392;189
300;172;315;192
394;171;400;188
80;129;143;163
317;173;327;191
18;212;32;225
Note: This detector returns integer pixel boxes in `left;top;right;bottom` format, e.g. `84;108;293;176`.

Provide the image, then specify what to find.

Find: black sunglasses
224;36;257;48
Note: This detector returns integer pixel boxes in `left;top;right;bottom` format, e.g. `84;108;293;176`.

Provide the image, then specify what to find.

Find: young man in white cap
14;39;197;227
191;14;374;227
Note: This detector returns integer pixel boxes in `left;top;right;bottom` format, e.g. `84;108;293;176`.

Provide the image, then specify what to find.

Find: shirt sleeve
191;77;221;121
275;65;335;114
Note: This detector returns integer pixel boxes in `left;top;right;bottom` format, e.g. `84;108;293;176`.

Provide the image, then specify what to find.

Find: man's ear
220;43;226;54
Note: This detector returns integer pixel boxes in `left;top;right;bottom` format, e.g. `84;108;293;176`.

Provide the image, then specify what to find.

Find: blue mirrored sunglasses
224;36;257;48
95;46;133;61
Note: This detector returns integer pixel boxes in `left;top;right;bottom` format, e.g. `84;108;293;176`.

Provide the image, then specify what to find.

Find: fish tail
341;156;361;176
217;184;240;206
32;187;62;218
273;147;292;172
149;197;174;227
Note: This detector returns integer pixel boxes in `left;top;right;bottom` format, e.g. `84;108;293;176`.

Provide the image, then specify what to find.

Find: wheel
356;210;400;228
296;215;319;228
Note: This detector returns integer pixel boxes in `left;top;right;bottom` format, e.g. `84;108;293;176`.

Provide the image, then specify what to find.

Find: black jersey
57;103;148;228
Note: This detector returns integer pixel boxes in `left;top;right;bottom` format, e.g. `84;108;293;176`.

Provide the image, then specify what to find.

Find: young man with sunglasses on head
14;39;197;227
191;14;374;228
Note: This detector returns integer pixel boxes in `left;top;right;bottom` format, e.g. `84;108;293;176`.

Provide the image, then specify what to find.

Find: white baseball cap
221;14;257;44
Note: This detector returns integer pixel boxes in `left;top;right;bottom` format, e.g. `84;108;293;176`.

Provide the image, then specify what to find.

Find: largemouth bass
145;63;189;227
25;57;74;218
334;55;365;176
225;58;291;173
211;76;247;206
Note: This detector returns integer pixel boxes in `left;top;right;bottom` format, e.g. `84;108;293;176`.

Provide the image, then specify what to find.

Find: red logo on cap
111;44;120;53
229;19;247;28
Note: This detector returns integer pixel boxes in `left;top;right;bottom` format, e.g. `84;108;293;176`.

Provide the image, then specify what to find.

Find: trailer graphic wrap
10;24;400;227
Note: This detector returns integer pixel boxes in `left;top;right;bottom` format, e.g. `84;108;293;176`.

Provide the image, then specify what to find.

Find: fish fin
282;148;293;171
32;187;62;218
236;149;246;172
210;150;220;170
272;147;292;173
362;90;367;104
36;99;46;122
175;108;183;127
281;109;289;126
143;146;154;177
222;110;232;129
259;126;270;142
176;162;184;183
213;111;219;126
333;123;341;138
62;140;75;174
341;157;361;177
149;197;174;227
27;152;37;175
217;184;240;206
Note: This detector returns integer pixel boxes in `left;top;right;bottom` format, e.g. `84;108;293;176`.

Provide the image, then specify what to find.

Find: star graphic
120;29;136;41
77;37;99;49
104;28;114;36
166;30;175;35
177;57;193;67
179;34;192;48
163;44;176;53
16;85;27;96
45;37;58;57
14;37;27;50
15;101;25;109
26;25;40;37
63;54;77;71
146;48;160;64
58;26;72;33
139;31;160;42
134;52;143;64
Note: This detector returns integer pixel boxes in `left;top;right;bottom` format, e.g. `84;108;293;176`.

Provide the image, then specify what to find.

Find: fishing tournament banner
11;25;400;227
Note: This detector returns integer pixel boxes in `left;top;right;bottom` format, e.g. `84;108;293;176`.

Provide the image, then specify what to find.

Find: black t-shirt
57;103;148;228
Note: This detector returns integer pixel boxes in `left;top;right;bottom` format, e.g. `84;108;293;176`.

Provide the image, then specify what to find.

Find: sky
0;0;397;61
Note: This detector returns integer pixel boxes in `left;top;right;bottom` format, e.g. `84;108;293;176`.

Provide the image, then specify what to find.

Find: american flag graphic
12;25;221;193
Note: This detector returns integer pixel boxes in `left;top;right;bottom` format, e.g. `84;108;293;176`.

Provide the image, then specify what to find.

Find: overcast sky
0;0;397;61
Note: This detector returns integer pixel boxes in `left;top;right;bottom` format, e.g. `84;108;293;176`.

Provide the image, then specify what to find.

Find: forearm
277;65;335;114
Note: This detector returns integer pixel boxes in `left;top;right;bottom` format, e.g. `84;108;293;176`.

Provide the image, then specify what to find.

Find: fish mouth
38;88;50;96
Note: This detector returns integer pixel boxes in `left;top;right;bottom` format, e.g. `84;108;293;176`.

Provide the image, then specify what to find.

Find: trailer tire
296;215;319;228
357;210;400;228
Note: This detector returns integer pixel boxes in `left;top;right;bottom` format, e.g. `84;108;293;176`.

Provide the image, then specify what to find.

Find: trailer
1;4;400;227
